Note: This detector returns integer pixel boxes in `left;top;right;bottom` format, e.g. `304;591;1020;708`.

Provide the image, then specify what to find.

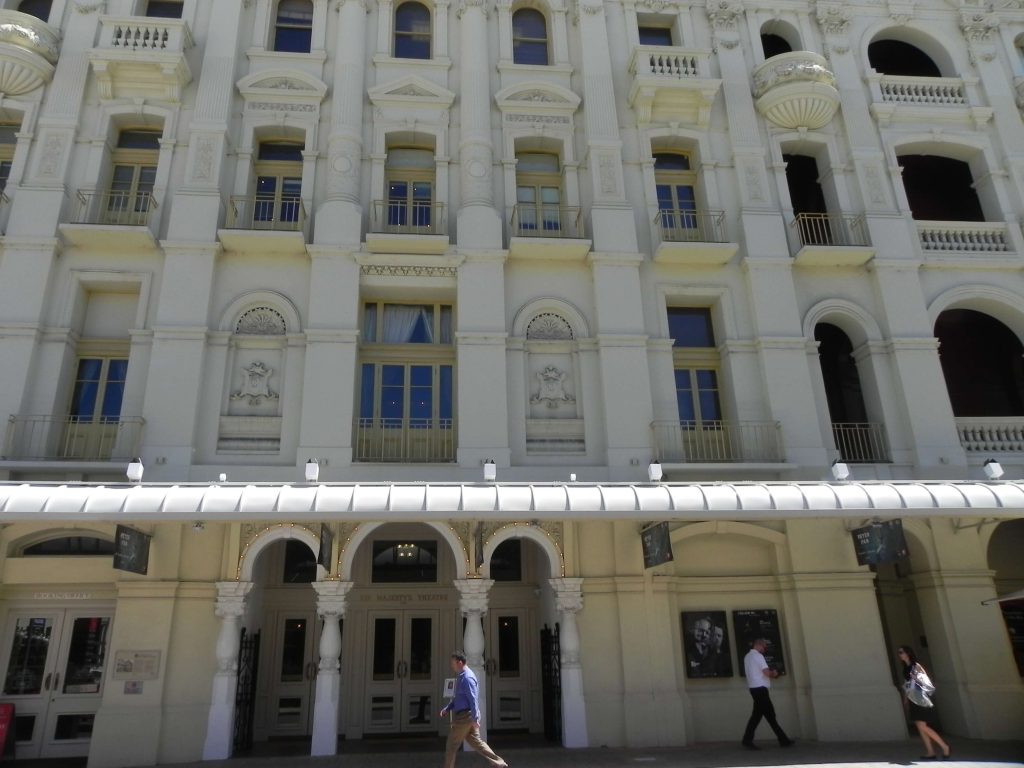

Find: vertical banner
733;609;786;676
113;525;151;575
318;523;334;571
641;521;674;569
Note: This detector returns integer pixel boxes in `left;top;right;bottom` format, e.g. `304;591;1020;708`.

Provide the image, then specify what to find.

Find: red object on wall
0;702;15;761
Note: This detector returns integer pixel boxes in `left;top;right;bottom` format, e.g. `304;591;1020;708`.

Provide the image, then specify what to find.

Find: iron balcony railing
655;209;727;243
510;205;584;239
354;417;455;463
956;417;1024;453
651;420;784;464
831;422;891;463
227;195;307;233
4;415;145;461
371;199;447;236
791;213;869;248
73;189;158;227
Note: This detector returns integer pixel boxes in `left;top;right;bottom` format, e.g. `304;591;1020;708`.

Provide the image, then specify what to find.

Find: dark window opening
815;323;868;424
897;155;984;222
371;540;438;583
146;0;183;17
783;154;827;216
668;307;715;348
761;33;792;58
17;0;51;20
117;130;162;150
868;39;942;77
395;2;431;59
282;539;316;583
258;142;304;162
935;309;1024;417
274;0;314;53
639;26;673;46
491;539;523;582
512;9;548;65
23;536;116;556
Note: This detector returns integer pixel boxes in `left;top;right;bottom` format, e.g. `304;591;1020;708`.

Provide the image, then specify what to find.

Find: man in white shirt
741;638;794;749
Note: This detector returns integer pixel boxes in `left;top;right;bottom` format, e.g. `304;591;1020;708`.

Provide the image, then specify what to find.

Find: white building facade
0;0;1021;765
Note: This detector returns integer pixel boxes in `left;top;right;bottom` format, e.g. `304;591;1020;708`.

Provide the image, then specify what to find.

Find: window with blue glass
638;25;673;46
274;0;314;53
254;142;303;226
394;2;431;59
69;358;128;423
654;152;697;235
512;9;548;65
667;308;721;429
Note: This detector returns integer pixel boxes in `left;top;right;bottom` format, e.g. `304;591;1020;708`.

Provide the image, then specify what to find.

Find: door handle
397;660;407;679
53;672;60;692
43;673;52;691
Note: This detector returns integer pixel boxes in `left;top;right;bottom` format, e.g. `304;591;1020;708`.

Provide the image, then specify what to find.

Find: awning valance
0;481;1020;522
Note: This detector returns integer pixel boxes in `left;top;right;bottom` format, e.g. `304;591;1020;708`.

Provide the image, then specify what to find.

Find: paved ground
148;737;1024;768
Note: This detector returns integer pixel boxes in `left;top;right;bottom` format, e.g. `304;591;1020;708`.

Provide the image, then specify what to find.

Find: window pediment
495;81;581;115
237;69;328;109
369;75;456;109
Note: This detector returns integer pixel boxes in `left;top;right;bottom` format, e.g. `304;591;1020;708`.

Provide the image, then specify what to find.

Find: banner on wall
641;521;674;569
318;523;334;571
681;611;733;678
851;519;909;566
113;525;151;575
733;609;787;676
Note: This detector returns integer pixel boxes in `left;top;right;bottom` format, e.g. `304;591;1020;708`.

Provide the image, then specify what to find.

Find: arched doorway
987;519;1024;678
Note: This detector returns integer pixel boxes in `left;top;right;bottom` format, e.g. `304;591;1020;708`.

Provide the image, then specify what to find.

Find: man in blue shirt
439;650;508;768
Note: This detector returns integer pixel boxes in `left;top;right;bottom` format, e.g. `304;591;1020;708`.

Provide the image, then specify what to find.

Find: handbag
904;665;935;708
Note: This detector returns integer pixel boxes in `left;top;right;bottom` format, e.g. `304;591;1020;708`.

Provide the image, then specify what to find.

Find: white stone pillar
202;581;254;760
551;577;587;747
454;578;493;742
310;580;354;756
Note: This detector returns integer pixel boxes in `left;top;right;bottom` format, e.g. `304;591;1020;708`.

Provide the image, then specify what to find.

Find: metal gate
540;623;561;743
233;628;260;755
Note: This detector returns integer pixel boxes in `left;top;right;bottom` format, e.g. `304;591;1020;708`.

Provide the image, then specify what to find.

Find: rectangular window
145;0;183;17
668;308;715;347
69;358;128;423
371;541;438;583
362;303;453;344
639;26;673;46
669;307;723;428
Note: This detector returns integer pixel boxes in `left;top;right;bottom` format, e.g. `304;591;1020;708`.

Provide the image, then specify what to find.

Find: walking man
741;638;795;749
439;651;508;768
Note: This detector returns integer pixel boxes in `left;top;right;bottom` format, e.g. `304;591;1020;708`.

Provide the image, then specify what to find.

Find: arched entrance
987;519;1024;677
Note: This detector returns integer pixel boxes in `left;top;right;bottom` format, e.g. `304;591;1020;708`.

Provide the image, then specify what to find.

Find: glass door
266;611;319;737
0;608;113;759
486;610;530;730
365;610;437;733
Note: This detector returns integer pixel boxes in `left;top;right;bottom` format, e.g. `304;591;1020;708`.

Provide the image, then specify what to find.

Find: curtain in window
382;305;432;343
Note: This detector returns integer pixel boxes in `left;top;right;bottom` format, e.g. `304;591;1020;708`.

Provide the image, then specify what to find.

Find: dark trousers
742;686;790;744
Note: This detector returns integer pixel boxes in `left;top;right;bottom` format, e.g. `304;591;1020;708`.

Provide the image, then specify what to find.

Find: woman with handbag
897;646;951;760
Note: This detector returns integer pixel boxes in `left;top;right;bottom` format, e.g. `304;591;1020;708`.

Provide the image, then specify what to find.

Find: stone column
202;581;254;760
457;0;501;246
317;0;369;244
310;580;355;756
551;577;587;747
454;578;493;740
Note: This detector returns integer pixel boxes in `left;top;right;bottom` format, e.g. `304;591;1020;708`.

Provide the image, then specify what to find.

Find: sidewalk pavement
158;738;1024;768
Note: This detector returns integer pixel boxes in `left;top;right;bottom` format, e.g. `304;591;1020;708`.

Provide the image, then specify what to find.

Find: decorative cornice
73;0;105;12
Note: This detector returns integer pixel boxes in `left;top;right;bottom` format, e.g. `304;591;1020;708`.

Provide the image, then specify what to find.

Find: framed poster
733;609;786;676
113;525;151;575
113;650;162;681
641;522;674;569
681;611;733;678
851;520;909;566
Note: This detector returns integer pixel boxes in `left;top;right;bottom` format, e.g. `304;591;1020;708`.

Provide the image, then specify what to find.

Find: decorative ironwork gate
233;628;260;754
540;623;561;743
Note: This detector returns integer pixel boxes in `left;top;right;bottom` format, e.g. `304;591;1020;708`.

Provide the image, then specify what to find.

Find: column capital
457;0;490;18
313;580;355;617
454;578;494;614
214;581;253;619
550;577;583;613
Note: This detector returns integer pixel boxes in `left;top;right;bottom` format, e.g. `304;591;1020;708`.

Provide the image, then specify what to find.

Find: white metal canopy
0;480;1020;522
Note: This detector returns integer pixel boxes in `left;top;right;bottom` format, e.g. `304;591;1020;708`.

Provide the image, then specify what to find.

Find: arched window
761;33;792;58
868;39;941;77
394;2;431;59
17;0;52;20
897;155;983;222
935;310;1024;417
512;8;548;65
23;536;116;556
274;0;314;53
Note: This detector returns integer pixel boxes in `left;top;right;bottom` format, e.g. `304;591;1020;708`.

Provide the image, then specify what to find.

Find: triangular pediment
495;81;581;112
369;76;456;108
237;70;328;101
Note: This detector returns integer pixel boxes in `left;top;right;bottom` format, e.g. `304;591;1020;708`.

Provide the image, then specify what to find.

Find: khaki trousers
443;713;506;768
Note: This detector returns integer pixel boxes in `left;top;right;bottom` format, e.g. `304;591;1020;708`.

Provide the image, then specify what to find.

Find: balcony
366;199;450;255
752;51;839;130
627;46;720;127
218;195;308;256
916;221;1011;255
3;415;144;462
59;189;160;251
508;205;591;261
790;213;875;266
832;422;891;464
0;10;59;96
89;16;193;101
652;209;737;265
867;74;991;127
957;417;1024;454
651;420;785;467
354;418;455;463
